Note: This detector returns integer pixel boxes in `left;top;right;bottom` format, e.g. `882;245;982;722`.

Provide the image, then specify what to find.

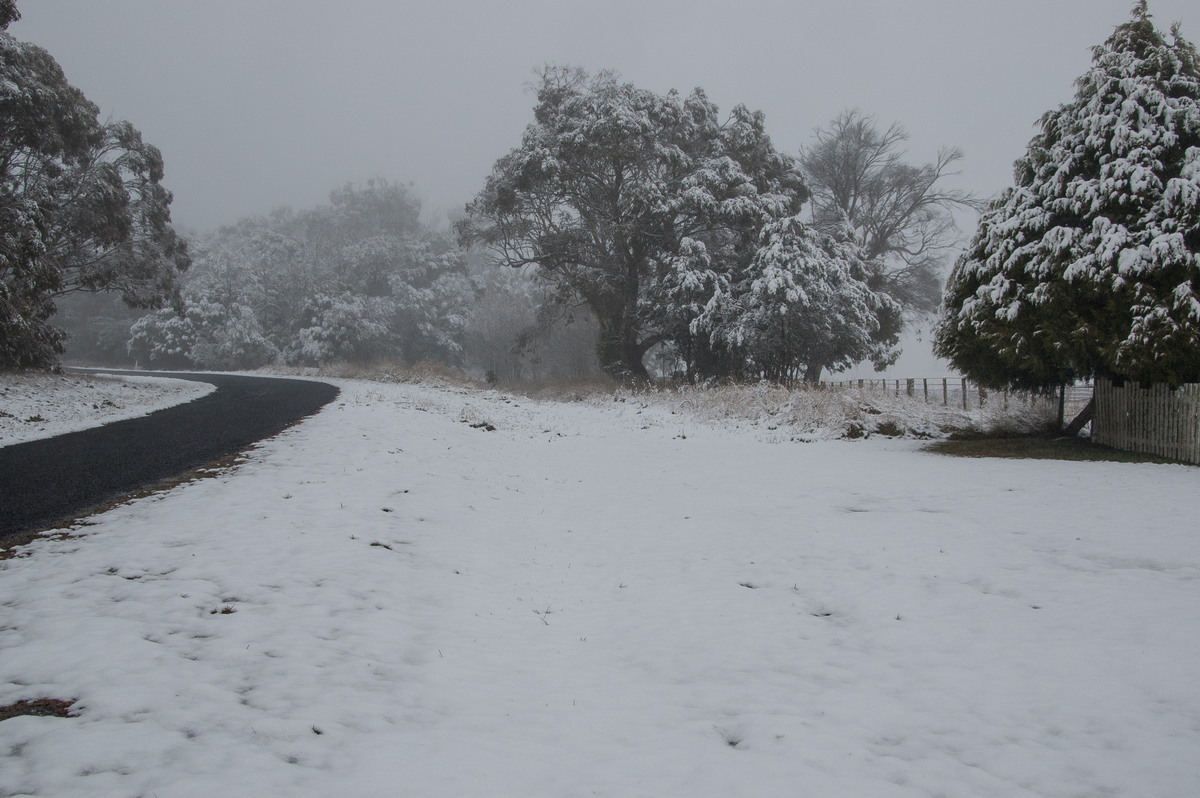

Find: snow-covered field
0;371;214;447
1;376;1197;797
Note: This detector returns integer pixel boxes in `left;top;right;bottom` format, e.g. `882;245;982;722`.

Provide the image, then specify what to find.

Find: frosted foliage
936;10;1200;386
461;68;809;379
288;295;392;365
127;182;475;369
127;308;194;366
699;217;899;379
1;32;188;368
127;298;278;371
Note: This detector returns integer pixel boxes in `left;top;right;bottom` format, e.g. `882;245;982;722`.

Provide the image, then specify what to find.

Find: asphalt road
0;371;339;545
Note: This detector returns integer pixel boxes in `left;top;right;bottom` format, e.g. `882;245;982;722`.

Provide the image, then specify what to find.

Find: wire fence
820;377;1095;417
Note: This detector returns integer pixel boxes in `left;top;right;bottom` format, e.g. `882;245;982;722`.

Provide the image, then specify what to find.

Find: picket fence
1093;379;1200;464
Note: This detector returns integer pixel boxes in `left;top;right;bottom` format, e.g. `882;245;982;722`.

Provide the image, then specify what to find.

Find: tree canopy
460;67;902;382
934;3;1200;389
800;109;977;314
1;15;188;369
697;216;901;383
129;180;476;370
458;67;810;380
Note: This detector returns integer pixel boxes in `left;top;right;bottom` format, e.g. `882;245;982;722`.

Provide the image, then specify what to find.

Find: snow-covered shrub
187;300;278;370
284;294;395;366
127;307;196;368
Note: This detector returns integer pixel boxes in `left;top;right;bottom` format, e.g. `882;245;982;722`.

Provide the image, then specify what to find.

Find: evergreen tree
935;3;1200;389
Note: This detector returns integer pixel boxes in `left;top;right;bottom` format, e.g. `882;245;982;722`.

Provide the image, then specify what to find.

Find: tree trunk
804;362;823;384
622;338;650;382
1062;396;1095;437
595;312;650;382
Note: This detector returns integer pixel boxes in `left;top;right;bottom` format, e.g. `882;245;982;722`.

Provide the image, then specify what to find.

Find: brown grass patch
925;436;1189;464
0;698;77;722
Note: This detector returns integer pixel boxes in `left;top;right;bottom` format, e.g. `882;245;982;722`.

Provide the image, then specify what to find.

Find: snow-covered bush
285;294;395;366
127;307;196;368
127;299;278;370
187;300;278;370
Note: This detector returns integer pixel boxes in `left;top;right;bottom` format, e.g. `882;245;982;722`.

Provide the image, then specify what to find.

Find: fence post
962;378;969;410
906;378;915;397
923;378;929;403
943;378;948;406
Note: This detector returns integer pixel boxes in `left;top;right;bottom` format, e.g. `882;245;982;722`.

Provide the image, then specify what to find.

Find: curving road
0;371;339;545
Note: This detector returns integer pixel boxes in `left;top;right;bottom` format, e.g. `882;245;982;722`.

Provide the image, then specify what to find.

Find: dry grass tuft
264;362;1063;442
264;359;484;389
0;698;77;722
583;381;1061;441
498;375;622;402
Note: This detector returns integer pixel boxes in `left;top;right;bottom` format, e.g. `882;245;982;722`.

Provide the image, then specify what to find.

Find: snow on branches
461;66;898;382
936;5;1200;388
0;29;188;369
698;217;900;384
128;181;476;371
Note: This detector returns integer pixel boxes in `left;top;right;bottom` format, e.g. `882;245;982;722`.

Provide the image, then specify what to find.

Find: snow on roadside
0;378;1196;797
0;372;215;447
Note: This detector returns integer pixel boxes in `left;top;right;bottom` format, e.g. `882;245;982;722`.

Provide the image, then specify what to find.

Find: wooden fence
1093;379;1200;464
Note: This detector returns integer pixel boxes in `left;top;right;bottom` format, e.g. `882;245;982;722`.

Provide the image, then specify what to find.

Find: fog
13;0;1195;232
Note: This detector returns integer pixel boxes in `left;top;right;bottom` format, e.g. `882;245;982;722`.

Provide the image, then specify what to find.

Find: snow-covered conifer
935;3;1200;387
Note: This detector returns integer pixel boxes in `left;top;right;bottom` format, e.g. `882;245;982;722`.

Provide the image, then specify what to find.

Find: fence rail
1093;379;1200;464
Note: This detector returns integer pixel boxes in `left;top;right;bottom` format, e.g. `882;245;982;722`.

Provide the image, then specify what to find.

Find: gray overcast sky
10;0;1197;233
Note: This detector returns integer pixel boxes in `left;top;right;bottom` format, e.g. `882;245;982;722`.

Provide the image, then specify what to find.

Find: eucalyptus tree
800;109;977;314
1;13;188;368
459;66;806;380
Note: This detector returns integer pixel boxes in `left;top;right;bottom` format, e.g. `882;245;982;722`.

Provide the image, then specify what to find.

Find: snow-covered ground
0;371;214;447
1;377;1197;797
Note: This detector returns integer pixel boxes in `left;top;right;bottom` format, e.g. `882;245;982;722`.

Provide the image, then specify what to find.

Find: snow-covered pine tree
935;2;1200;389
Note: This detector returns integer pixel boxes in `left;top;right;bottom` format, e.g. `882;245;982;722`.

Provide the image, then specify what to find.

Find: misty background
12;0;1196;376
